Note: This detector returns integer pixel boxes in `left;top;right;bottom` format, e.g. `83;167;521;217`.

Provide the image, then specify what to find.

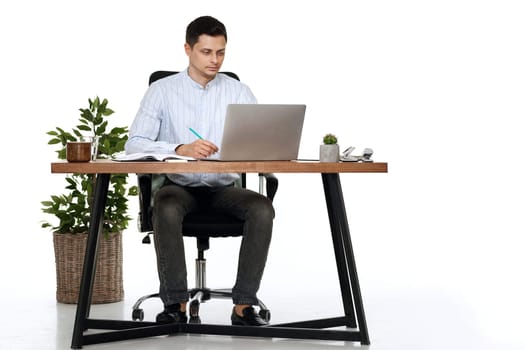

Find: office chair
131;71;278;323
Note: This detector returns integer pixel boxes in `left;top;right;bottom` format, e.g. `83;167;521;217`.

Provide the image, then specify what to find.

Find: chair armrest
260;173;278;201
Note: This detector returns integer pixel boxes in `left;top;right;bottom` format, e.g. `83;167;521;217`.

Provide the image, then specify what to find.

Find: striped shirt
125;69;257;187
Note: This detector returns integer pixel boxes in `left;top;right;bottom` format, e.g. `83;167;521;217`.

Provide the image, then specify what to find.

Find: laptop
215;104;306;161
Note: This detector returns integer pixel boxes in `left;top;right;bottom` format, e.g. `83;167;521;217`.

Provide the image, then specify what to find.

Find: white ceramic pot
319;144;340;162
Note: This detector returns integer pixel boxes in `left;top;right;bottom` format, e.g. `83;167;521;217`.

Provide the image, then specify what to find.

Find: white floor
3;219;525;350
2;278;524;350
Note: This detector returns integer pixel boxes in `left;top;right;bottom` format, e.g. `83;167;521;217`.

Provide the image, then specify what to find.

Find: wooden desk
51;160;388;348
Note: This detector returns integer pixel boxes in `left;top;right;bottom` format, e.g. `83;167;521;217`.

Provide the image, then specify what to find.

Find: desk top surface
51;160;388;174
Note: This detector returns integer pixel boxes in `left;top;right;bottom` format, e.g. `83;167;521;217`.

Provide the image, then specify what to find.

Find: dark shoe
231;306;268;326
156;303;188;324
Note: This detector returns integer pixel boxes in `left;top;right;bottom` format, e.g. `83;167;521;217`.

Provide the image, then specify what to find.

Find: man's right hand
175;140;219;159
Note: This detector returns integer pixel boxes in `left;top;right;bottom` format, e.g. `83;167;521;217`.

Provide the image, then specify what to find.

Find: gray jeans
153;181;274;306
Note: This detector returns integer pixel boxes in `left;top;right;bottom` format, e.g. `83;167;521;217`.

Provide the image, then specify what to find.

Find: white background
1;1;524;349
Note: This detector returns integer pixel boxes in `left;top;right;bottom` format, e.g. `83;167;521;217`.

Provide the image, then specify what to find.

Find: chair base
131;288;270;324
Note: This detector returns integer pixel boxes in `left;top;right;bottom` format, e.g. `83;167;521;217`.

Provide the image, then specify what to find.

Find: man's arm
125;86;179;154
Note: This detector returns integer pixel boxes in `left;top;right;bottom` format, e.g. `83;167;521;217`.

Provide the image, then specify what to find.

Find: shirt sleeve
125;83;178;154
239;83;258;104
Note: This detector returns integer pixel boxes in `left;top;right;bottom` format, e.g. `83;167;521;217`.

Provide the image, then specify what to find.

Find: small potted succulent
320;133;340;162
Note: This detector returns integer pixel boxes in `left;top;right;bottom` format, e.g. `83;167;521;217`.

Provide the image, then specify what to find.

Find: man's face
185;34;226;82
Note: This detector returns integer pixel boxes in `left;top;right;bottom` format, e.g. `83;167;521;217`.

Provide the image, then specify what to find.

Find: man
125;16;273;327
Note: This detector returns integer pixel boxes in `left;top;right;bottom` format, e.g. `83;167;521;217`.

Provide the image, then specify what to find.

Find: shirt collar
183;68;220;90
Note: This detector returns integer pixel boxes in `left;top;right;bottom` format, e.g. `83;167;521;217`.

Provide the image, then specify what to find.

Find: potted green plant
320;133;340;162
41;96;137;304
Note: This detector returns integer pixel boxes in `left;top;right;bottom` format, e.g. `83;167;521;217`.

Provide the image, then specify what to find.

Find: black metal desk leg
322;175;357;328
322;173;370;345
71;174;110;349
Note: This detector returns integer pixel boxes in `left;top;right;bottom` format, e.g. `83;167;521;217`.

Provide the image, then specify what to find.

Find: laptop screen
216;104;306;161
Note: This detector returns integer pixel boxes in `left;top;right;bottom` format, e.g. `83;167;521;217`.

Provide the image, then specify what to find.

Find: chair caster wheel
189;316;202;324
259;309;271;322
132;308;144;321
189;300;200;318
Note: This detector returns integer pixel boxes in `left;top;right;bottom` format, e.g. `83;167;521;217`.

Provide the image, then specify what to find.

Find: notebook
213;104;306;161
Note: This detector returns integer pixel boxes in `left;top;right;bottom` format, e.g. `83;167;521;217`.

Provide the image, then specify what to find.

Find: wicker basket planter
53;231;124;304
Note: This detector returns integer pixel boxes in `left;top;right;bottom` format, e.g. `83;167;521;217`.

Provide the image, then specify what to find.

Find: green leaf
77;125;91;132
93;96;100;110
102;108;114;116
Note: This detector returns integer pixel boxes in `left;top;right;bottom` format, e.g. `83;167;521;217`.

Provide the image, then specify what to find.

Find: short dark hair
186;16;227;48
